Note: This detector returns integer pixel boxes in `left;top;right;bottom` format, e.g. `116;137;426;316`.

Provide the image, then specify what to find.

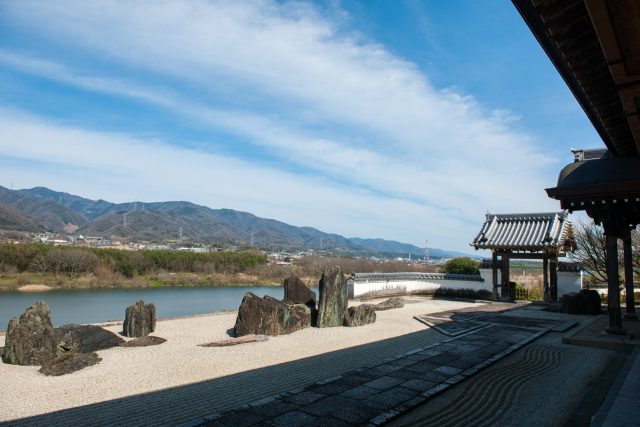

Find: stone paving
188;310;565;427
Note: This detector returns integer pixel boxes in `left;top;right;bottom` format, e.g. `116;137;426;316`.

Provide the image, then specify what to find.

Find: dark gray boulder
283;275;316;309
317;266;348;328
55;324;125;354
561;290;601;315
233;293;311;337
344;304;376;327
123;300;156;337
374;297;405;311
121;336;166;347
2;301;57;365
39;352;101;376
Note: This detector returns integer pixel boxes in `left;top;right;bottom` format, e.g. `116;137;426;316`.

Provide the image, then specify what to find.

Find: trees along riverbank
0;244;440;291
0;244;271;290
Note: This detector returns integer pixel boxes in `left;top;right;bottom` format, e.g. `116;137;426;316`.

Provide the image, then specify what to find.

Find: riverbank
0;271;301;292
0;296;478;423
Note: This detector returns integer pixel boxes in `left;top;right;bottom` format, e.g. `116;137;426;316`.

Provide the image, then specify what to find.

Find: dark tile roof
471;212;572;252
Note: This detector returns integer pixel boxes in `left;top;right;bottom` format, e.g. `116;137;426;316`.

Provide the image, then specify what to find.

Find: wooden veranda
471;212;574;301
513;0;640;334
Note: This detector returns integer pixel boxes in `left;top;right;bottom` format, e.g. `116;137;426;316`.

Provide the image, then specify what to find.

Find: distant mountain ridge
0;185;471;258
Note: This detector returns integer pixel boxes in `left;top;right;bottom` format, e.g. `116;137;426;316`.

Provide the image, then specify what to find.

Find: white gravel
0;296;477;422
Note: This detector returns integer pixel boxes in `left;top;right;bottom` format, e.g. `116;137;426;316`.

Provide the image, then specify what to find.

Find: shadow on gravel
5;328;444;427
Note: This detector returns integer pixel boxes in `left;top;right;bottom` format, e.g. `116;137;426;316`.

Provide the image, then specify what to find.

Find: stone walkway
187;308;567;427
592;346;640;426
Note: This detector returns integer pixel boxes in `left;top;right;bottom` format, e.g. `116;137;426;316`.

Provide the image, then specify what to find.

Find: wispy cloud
0;0;562;251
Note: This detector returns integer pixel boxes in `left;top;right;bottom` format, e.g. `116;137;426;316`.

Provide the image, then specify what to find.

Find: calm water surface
0;286;288;329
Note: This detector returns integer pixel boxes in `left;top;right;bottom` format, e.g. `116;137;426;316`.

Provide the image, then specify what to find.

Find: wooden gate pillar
623;229;637;319
492;251;498;299
543;254;549;303
603;217;625;334
549;253;558;302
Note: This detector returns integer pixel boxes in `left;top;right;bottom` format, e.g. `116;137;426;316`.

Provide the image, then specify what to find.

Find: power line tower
424;240;430;262
179;226;183;242
250;231;254;246
320;236;323;251
123;212;128;227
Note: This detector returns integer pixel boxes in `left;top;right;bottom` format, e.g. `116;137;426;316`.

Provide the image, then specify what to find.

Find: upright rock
344;304;376;327
2;301;57;365
317;266;348;328
282;275;317;309
123;300;156;338
233;293;311;337
55;324;125;354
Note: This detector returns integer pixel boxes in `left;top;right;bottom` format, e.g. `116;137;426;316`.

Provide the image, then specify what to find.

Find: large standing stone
283;275;317;309
2;301;57;365
317;266;348;328
55;324;125;354
344;304;376;327
123;300;156;338
233;293;311;337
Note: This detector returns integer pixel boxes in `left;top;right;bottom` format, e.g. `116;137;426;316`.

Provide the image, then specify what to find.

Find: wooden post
501;253;510;298
543;254;549;303
492;251;498;299
623;230;637;319
605;231;625;334
549;253;558;302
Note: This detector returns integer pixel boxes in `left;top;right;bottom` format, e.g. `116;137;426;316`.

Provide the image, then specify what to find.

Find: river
0;286;292;330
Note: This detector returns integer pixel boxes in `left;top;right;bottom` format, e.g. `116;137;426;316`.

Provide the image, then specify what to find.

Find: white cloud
0;109;478;249
0;0;564;251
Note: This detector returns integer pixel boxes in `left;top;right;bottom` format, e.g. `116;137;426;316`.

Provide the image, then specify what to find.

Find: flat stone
282;391;326;406
198;334;267;347
55;324;125;354
400;378;438;392
39;352;101;376
435;366;463;376
270;411;317;427
340;385;380;400
374;297;405;311
366;387;418;410
121;336;167;347
363;375;405;390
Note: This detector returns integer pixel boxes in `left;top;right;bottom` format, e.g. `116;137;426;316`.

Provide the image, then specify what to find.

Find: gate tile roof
471;212;572;252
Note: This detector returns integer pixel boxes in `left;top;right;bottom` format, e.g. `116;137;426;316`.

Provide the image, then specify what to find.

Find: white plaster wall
479;268;500;287
351;278;491;298
557;271;583;299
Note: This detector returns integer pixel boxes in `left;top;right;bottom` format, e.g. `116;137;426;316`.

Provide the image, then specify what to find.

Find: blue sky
0;0;603;253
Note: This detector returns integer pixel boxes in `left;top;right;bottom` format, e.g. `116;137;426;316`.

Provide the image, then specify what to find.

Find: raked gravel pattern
0;297;477;425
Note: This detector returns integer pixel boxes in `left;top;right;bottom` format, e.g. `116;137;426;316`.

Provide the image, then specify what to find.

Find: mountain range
0;185;470;258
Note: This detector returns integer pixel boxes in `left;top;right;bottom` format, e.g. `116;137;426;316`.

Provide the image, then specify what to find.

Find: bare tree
569;221;640;283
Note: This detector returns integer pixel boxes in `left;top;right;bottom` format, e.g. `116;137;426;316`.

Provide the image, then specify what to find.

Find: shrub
441;257;480;275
